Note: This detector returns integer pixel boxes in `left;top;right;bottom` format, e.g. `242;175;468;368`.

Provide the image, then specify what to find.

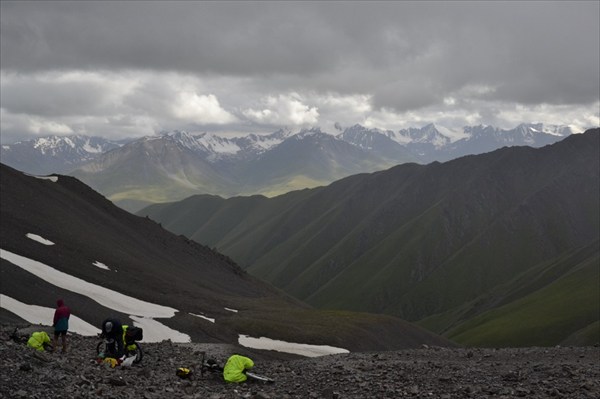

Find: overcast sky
1;1;599;143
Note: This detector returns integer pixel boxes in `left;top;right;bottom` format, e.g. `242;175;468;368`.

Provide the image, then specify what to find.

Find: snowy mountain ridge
9;134;121;156
0;135;122;174
0;123;578;179
153;122;548;160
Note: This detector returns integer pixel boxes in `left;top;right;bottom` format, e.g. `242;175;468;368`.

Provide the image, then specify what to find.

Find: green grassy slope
139;130;600;346
443;246;599;347
280;139;599;324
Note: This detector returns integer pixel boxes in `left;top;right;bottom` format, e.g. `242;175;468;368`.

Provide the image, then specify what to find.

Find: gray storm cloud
0;1;598;142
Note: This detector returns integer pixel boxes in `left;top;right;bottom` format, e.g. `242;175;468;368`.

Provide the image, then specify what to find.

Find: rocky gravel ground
1;324;598;399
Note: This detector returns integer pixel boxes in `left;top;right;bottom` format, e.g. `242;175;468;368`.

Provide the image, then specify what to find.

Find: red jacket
53;299;70;331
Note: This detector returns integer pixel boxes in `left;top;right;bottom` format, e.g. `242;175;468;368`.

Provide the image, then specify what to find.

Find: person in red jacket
52;299;70;353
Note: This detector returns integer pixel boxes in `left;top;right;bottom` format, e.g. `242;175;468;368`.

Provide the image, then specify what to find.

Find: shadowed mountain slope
422;239;599;346
69;130;393;212
140;129;600;346
70;136;239;212
0;163;454;352
232;130;392;196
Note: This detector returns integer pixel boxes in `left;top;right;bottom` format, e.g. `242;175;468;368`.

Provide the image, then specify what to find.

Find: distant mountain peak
293;127;330;140
270;127;295;138
26;134;115;154
519;123;573;137
0;135;122;174
297;127;325;134
165;130;196;140
337;125;395;151
396;124;451;148
464;124;572;141
344;124;385;135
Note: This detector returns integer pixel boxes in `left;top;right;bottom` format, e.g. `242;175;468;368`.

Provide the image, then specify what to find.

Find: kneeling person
27;331;51;351
100;318;124;358
223;354;254;383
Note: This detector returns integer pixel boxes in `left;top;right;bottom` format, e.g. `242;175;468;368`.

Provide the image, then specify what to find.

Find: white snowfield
129;315;191;343
0;294;99;336
189;312;215;323
26;233;55;246
25;173;58;182
1;249;177;318
1;246;349;355
238;334;349;358
92;261;110;270
0;249;189;342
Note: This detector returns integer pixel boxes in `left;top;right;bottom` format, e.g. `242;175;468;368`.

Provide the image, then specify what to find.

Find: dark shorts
54;330;67;338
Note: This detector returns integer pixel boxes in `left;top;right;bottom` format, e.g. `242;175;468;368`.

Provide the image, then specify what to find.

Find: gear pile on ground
1;324;598;399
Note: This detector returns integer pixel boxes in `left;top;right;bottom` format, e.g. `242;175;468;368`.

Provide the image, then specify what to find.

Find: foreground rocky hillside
1;324;598;399
0;325;600;399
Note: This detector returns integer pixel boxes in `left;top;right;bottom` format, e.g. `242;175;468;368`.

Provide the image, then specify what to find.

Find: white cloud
316;93;372;114
172;92;237;124
0;70;137;118
0;111;72;140
242;93;319;126
360;99;600;136
311;93;373;131
496;102;600;133
1;65;597;145
28;118;74;135
1;2;598;144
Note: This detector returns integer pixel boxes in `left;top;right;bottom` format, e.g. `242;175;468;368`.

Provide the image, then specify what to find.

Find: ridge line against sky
1;1;599;144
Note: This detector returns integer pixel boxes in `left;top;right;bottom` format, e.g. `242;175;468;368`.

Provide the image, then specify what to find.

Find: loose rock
1;324;598;398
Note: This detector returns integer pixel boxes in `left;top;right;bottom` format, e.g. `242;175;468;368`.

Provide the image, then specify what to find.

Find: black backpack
125;326;143;343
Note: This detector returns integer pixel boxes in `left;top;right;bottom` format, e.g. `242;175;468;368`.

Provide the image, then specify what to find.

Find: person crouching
100;318;124;358
223;354;254;383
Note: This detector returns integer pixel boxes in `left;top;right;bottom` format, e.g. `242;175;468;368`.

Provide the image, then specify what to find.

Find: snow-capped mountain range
1;123;574;173
0;123;578;211
158;127;295;163
0;135;122;175
150;122;574;164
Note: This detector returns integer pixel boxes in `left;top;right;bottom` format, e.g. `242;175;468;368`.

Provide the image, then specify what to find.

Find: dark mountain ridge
140;129;600;346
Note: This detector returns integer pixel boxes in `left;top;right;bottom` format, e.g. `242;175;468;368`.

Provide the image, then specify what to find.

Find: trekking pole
200;351;206;377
